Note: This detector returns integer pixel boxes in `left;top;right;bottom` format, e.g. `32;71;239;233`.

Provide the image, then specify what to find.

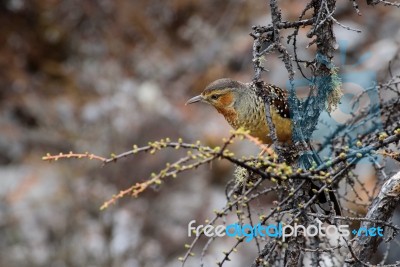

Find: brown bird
185;78;291;144
186;78;341;216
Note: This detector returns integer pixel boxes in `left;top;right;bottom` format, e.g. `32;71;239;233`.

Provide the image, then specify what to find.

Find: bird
185;78;291;145
186;78;341;216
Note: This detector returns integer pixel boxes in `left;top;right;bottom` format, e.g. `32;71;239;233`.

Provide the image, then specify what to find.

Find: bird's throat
215;107;238;128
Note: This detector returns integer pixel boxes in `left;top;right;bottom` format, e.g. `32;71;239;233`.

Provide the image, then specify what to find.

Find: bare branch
347;171;400;266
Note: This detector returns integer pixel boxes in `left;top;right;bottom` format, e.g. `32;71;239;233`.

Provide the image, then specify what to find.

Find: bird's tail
299;145;342;217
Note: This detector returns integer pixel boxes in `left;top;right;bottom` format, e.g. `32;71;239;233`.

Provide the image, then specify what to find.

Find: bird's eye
211;95;220;100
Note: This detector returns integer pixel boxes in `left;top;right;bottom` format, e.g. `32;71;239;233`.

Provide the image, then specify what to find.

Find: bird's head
185;78;245;110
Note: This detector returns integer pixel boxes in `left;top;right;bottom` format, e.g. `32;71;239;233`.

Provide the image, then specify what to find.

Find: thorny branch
43;118;400;266
246;0;400;266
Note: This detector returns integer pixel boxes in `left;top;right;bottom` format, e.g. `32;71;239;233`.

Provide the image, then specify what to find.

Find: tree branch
347;171;400;266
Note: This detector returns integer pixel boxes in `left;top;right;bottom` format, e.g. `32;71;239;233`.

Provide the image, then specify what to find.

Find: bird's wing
255;82;290;119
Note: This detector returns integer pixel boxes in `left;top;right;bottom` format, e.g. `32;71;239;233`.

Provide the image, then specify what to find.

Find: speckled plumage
198;78;292;145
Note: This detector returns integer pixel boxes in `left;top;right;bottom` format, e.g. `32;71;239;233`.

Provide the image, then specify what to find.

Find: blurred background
0;0;399;266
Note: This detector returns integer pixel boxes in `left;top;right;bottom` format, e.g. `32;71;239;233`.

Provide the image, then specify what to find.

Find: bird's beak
185;95;203;105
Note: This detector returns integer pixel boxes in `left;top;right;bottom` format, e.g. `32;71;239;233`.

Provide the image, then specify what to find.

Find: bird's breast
215;98;292;145
236;103;292;144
